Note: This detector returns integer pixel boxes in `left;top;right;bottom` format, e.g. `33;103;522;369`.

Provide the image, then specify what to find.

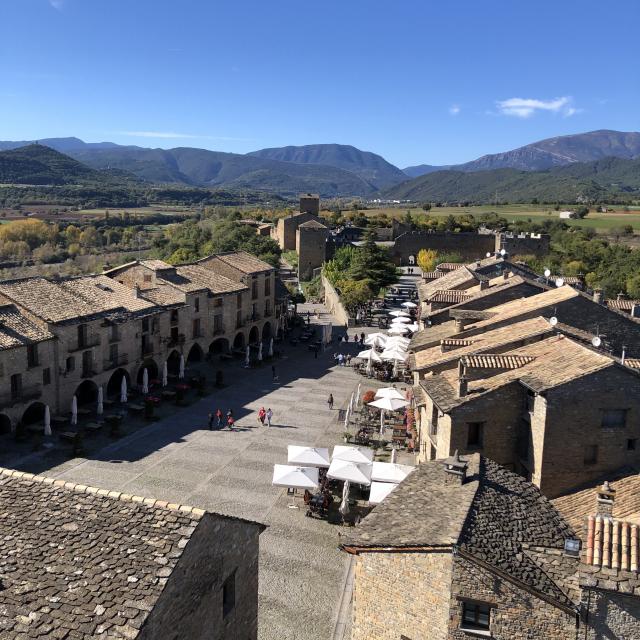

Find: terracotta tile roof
211;251;274;274
0;304;54;350
427;290;472;304
298;219;328;229
165;264;247;295
342;455;577;609
418;267;478;301
0;468;206;639
462;353;536;369
606;299;639;311
0;276;158;324
413;316;553;371
552;468;640;532
436;262;465;272
421;271;442;281
625;358;640;369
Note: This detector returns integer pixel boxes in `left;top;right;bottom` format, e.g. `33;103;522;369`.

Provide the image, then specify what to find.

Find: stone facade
392;231;496;265
275;211;321;250
296;220;329;281
299;193;320;216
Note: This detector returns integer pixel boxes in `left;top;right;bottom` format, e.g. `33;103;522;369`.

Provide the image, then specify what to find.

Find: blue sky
1;0;638;167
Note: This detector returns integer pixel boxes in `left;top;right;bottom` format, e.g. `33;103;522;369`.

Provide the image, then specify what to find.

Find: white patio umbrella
389;310;410;317
244;345;250;367
97;386;104;416
388;325;410;335
268;337;274;357
142;368;149;394
381;348;409;362
356;383;361;407
391;448;397;464
343;405;351;428
368;396;409;411
369;481;397;505
385;338;410;349
406;323;420;332
366;350;374;376
179;354;185;379
332;445;374;464
401;301;418;308
339;480;350;517
162;361;168;387
375;387;405;400
71;395;78;426
287;446;330;468
349;392;355;413
372;461;415;483
327;458;372;485
258;342;263;362
44;405;51;437
120;375;128;403
391;316;411;324
357;349;382;362
364;332;387;347
272;464;319;490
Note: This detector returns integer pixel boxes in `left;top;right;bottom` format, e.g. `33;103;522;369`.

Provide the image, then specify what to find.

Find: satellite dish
555;278;565;288
500;249;506;256
486;252;491;258
544;268;551;278
549;317;558;326
592;336;602;348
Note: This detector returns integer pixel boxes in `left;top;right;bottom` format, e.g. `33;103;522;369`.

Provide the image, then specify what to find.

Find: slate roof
0;468;207;639
139;260;173;271
342;455;577;609
0;276;159;324
210;251;274;274
0;305;54;350
138;283;186;307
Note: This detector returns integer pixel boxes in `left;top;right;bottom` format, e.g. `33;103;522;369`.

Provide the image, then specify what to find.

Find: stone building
296;219;329;281
0;466;264;639
299;193;320;215
274;194;323;251
341;453;640;640
414;332;640;499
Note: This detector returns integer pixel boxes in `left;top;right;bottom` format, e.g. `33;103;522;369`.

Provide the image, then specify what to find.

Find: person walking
208;411;214;430
328;394;334;410
266;407;273;428
216;408;223;429
258;407;266;426
227;414;235;430
272;365;279;382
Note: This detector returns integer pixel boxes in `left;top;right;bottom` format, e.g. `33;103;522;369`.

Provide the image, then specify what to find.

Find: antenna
486;252;491;258
544;268;551;278
555;277;565;288
622;346;627;365
549;317;558;326
592;336;602;348
500;248;506;257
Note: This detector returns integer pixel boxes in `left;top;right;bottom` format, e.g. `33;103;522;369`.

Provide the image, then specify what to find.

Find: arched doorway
187;343;203;363
137;358;158;384
233;332;245;350
262;322;272;340
167;350;181;375
408;255;415;265
22;402;45;426
107;368;130;398
75;380;98;406
0;414;12;435
209;338;229;355
249;326;260;344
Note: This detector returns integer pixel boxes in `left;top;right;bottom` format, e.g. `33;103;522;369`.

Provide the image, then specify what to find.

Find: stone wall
351;550;453;640
322;274;351;327
498;232;551;258
297;226;328;281
392;232;496;265
139;513;262;640
275;212;320;250
581;586;640;638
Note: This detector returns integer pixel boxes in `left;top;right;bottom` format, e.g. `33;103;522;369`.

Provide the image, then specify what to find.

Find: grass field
350;205;640;233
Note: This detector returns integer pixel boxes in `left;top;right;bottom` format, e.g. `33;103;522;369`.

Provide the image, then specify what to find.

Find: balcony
103;354;129;371
0;386;41;408
166;334;185;349
69;335;101;352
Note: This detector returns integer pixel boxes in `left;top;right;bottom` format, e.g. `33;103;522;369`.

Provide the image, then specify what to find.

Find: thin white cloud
496;96;580;118
449;104;461;116
113;131;256;142
49;0;65;10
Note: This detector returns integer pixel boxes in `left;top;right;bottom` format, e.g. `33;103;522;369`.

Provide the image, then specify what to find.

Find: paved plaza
18;303;369;640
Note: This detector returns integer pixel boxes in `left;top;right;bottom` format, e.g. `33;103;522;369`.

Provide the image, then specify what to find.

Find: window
236;310;243;328
170;309;179;324
143;273;152;283
461;601;491;633
42;368;51;386
601;409;627;429
77;324;87;349
236;293;242;309
265;276;271;296
467;422;484;448
192;318;201;338
252;303;258;319
10;373;22;400
628;439;637;451
214;315;223;332
82;351;93;377
66;356;75;373
109;344;118;364
265;300;271;316
141;318;150;333
584;445;598;465
26;344;38;368
109;324;119;343
194;297;200;312
214;298;223;308
222;570;236;618
252;281;258;299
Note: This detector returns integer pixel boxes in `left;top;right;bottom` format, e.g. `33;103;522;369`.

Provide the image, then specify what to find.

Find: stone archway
166;350;181;375
249;326;260;344
187;343;204;363
0;413;12;435
261;322;272;340
107;368;130;398
233;332;245;350
75;379;98;406
209;338;229;355
21;402;46;426
408;255;415;265
137;358;159;384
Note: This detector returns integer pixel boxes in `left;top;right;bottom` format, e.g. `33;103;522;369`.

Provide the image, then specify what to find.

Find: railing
0;386;41;407
103;354;129;371
69;335;101;352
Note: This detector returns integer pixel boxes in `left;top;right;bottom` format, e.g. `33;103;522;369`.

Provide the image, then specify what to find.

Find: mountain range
0;130;639;202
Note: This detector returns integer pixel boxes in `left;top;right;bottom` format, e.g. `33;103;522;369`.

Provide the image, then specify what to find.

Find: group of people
257;406;273;427
208;408;235;430
343;332;366;346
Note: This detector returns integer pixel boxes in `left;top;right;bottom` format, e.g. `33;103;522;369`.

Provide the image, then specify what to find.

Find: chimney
593;289;603;304
454;319;465;334
597;481;616;518
479;279;489;291
457;376;468;399
617;292;626;301
443;450;468;485
133;283;141;299
503;269;510;280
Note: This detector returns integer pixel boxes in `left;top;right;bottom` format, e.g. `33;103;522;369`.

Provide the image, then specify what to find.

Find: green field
355;205;640;233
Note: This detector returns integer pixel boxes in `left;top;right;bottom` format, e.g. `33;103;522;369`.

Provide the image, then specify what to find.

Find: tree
627;274;640;299
337;279;374;312
417;249;438;272
421;203;431;211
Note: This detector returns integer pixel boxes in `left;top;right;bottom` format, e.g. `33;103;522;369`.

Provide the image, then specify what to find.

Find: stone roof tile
0;304;54;350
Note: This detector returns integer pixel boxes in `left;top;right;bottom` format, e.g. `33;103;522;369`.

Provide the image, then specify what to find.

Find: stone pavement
23;303;371;640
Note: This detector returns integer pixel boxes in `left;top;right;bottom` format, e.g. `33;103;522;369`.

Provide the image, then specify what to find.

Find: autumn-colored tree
416;248;438;272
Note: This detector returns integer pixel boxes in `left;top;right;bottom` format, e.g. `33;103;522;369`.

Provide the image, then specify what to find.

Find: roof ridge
0;466;206;520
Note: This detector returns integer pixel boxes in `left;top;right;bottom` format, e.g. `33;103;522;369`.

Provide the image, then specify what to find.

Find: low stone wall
321;274;352;327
